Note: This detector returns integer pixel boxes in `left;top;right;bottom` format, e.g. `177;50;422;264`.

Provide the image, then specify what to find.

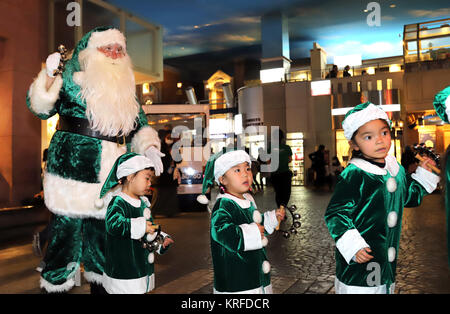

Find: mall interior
1;0;450;211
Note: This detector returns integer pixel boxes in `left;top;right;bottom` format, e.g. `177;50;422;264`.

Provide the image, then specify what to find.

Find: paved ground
0;186;449;294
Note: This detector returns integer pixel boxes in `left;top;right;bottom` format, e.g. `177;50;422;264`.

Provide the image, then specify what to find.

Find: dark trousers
270;171;293;207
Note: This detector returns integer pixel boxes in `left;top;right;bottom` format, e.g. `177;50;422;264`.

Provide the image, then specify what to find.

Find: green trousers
40;214;105;292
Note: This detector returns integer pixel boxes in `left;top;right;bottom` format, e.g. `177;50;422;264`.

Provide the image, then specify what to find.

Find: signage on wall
311;80;331;96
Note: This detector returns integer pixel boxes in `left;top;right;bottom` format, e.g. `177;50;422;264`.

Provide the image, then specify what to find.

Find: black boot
90;283;108;294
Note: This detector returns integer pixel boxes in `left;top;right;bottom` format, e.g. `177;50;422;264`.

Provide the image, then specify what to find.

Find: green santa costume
199;149;280;293
99;153;171;294
25;26;163;292
432;86;450;269
324;102;440;294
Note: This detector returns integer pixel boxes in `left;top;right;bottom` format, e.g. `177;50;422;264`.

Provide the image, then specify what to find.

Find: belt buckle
116;135;126;147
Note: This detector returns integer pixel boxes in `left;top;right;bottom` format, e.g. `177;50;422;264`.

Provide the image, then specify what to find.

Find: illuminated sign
311;80;331;96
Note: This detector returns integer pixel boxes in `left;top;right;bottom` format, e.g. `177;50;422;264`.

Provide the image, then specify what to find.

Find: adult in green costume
26;26;164;293
432;86;450;269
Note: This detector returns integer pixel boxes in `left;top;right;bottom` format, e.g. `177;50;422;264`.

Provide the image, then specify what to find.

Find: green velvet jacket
210;193;270;293
324;156;438;291
104;194;169;280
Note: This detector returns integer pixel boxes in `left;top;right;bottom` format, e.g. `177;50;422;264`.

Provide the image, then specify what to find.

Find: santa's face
97;43;125;60
77;41;139;137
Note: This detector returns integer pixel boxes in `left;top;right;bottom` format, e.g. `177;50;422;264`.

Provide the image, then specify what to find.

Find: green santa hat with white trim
433;86;450;124
99;152;154;199
342;102;392;141
196;148;252;204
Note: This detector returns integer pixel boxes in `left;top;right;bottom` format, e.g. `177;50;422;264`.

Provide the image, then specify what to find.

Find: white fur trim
342;103;390;140
214;284;272;294
131;126;161;154
214;150;251;183
216;193;252;208
117;155;154;179
411;166;440;193
28;68;63;116
335;277;395;294
87;28;127;50
336;229;370;264
44;141;126;219
40;276;75;293
83;271;103;285
102;273;155;294
348;155;399;176
131;217;147;240
146;232;157;242
263;210;279;235
240;223;263;251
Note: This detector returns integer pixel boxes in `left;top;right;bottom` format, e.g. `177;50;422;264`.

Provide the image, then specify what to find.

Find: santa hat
433;86;450;124
342;102;392;140
99;152;154;199
196;148;252;204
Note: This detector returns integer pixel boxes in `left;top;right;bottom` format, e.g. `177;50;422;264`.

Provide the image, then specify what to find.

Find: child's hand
276;207;286;221
256;223;265;239
146;222;157;234
355;247;373;263
418;156;436;172
162;237;174;248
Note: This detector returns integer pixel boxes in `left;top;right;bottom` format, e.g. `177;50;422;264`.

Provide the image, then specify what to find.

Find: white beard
77;48;140;137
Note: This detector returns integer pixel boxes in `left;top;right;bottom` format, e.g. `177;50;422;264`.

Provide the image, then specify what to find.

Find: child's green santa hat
433;86;450;123
99;152;154;199
196;148;252;204
342;102;392;140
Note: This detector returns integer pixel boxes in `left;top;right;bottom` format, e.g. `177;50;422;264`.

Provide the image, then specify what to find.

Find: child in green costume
324;102;439;294
198;149;285;293
100;152;173;294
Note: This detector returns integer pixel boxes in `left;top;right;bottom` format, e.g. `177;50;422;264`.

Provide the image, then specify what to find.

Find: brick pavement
0;186;448;294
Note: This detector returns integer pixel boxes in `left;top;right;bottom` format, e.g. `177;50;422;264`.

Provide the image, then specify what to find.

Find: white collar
216;193;256;209
118;192;142;207
348;155;399;177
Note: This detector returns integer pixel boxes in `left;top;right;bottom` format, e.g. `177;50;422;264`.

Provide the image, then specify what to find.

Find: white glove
144;146;165;176
46;52;61;78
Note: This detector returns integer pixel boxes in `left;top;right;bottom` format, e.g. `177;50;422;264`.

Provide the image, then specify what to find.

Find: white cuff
263;210;279;235
411;166;440;193
336;229;370;264
130;217;147;240
157;231;171;254
239;223;263;251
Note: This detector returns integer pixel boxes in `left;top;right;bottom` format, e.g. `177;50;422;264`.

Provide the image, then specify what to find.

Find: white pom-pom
387;211;398;228
94;198;104;209
262;260;271;274
386;177;397;193
143;208;151;220
253;210;262;224
148;253;155;264
388;247;396;262
261;236;268;247
197;194;209;204
146;232;157;242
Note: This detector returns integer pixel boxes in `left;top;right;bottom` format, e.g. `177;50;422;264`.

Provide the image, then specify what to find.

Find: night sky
105;0;450;61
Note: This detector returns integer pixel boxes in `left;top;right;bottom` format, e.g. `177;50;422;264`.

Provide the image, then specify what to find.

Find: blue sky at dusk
106;0;450;61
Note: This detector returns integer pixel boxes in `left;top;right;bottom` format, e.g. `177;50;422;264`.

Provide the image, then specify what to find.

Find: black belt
57;115;136;145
